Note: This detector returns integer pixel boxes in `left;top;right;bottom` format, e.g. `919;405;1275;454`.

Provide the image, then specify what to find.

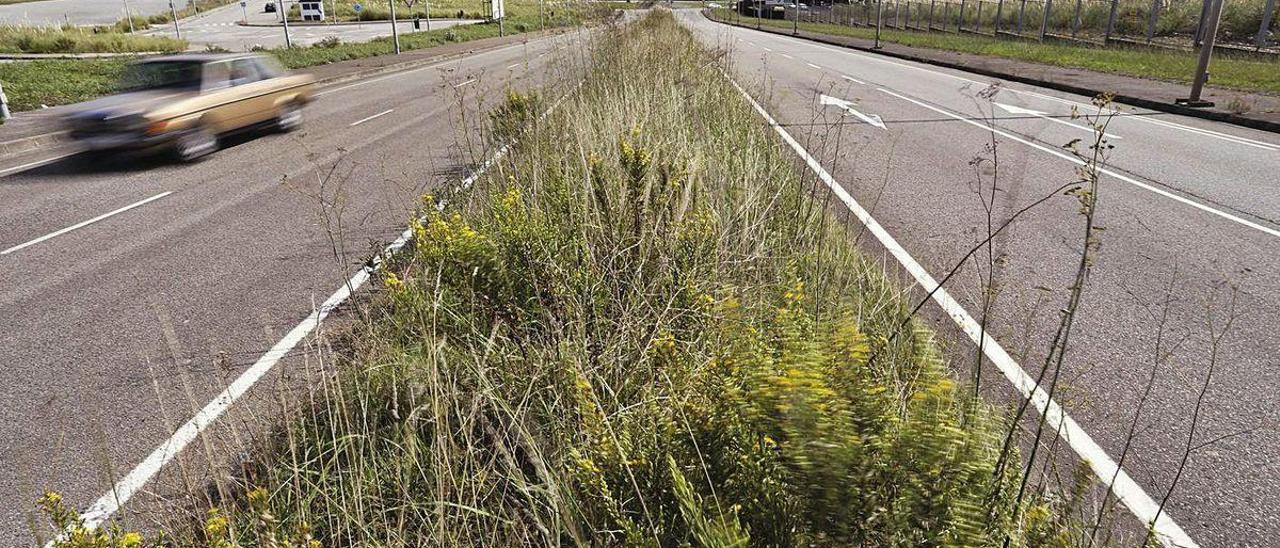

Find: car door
223;57;275;128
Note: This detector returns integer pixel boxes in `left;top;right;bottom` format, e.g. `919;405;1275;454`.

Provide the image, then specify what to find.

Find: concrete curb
704;11;1280;135
0;130;70;161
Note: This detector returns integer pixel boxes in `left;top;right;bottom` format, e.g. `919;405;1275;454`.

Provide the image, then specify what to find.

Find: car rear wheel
175;125;218;162
275;102;303;132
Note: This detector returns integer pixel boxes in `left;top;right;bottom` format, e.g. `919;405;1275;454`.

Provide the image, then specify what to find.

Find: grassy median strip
38;10;1100;546
712;8;1280;95
0;26;187;54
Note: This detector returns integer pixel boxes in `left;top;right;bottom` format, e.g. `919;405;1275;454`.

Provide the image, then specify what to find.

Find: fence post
1258;0;1277;48
1071;0;1082;37
977;0;985;32
1145;0;1161;42
894;0;901;27
1017;0;1027;33
944;0;951;30
995;0;1005;32
929;0;936;28
959;0;967;31
1105;0;1119;43
1039;0;1052;39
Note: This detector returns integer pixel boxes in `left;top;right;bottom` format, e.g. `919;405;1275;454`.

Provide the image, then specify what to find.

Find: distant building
299;1;325;21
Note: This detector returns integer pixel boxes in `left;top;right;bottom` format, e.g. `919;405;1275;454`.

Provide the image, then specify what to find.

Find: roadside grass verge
40;9;1101;546
0;4;601;113
711;8;1280;94
0;26;187;54
286;0;531;21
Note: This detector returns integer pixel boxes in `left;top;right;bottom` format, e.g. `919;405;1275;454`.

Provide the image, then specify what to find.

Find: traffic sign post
240;0;247;24
279;0;293;48
491;0;505;36
389;0;401;54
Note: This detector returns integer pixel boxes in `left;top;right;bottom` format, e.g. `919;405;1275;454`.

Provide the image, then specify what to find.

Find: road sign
491;0;504;19
353;2;363;12
240;1;246;6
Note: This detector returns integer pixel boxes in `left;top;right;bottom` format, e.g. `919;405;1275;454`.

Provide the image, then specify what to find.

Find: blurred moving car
64;53;315;162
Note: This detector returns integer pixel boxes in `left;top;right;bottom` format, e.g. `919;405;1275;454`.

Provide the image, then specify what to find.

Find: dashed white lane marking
762;46;773;52
507;63;521;69
780;53;793;59
348;108;394;126
841;74;865;85
726;71;1199;548
454;78;477;88
806;62;821;69
879;86;1280;241
1;192;173;256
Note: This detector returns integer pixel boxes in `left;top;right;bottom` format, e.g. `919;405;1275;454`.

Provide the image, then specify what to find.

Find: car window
251;57;283;80
123;61;203;91
229;59;263;86
204;61;231;90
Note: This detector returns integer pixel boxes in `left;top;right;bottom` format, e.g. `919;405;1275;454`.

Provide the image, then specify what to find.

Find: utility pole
539;0;545;31
756;0;761;29
123;0;136;33
389;0;401;53
279;0;293;47
874;0;883;47
1180;0;1224;106
169;1;181;39
792;1;798;34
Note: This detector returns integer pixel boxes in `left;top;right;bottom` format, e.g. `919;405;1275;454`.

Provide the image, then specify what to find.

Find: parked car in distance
64;53;315;162
264;2;277;12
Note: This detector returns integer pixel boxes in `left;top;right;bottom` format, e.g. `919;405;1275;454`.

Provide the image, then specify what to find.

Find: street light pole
874;0;883;47
123;0;136;33
792;1;798;34
1181;0;1224;106
389;0;401;54
169;1;182;39
279;0;293;47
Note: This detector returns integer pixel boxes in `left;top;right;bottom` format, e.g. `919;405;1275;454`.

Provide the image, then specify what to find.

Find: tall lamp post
1180;0;1224;106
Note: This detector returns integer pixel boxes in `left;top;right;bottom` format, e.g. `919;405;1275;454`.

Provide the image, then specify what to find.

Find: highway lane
681;10;1280;547
0;29;587;545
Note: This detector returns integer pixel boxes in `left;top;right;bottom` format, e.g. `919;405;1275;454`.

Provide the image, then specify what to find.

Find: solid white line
880;87;1280;240
0;192;172;256
806;62;821;69
454;78;477;88
0;152;78;177
348;109;394;127
727;73;1197;548
841;74;865;85
994;101;1123;140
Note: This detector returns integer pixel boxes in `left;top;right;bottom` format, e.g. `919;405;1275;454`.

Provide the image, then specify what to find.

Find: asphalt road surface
142;2;481;51
678;9;1280;547
0;29;586;545
0;0;171;26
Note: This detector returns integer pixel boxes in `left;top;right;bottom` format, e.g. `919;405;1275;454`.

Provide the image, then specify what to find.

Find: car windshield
122;61;204;91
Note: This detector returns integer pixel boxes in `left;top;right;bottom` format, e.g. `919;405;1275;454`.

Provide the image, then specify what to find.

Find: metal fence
785;0;1277;50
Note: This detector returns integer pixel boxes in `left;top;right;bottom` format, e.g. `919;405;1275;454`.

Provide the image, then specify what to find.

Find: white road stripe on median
727;73;1198;548
0;152;79;177
880;87;1280;240
0;191;172;256
454;78;477;88
349;109;394;126
50;78;587;545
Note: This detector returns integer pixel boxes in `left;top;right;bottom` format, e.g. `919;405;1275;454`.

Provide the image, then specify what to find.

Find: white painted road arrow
994;101;1122;139
820;94;886;129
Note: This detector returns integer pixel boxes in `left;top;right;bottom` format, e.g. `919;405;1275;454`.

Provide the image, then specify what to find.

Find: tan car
65;53;315;162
